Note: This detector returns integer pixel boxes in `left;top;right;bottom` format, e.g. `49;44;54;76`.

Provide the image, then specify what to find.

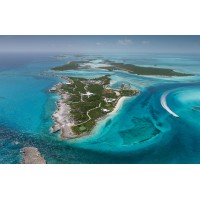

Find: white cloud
117;39;132;45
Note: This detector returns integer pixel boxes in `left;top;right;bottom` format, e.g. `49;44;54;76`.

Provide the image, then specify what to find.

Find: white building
82;92;94;97
102;108;110;113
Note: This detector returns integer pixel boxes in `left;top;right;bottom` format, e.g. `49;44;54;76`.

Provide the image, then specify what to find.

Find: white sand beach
110;96;130;115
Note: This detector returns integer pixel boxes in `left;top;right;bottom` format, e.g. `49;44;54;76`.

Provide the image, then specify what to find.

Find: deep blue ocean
1;52;200;163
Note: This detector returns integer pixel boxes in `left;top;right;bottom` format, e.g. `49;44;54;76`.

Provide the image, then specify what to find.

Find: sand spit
21;147;46;164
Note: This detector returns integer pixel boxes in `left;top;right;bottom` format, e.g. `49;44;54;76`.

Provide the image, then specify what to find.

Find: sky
0;35;200;54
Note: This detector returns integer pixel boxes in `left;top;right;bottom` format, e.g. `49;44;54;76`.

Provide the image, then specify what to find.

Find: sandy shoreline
109;96;130;115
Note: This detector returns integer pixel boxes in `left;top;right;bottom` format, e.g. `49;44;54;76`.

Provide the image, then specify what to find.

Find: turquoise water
1;52;200;163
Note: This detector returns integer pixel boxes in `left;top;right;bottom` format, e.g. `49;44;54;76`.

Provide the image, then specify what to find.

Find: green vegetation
120;90;139;96
89;107;103;119
100;62;193;76
58;75;139;135
79;126;87;132
51;58;192;137
52;61;90;71
52;60;192;76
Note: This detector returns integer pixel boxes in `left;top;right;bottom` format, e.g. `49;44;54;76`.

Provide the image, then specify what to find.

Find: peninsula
50;75;139;138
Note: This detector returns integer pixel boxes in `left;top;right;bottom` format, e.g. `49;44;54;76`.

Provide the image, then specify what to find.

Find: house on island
121;83;131;90
104;89;115;94
104;97;116;103
82;91;94;97
50;86;57;92
82;79;103;85
64;82;72;85
114;91;120;96
102;108;110;113
50;82;62;92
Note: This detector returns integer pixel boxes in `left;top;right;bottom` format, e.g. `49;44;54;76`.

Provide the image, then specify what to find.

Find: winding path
75;103;101;126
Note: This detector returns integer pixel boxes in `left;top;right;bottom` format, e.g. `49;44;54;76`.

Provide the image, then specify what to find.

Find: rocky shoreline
21;147;46;164
50;83;82;139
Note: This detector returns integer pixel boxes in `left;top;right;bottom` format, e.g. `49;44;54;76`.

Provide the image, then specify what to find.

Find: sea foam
161;90;179;118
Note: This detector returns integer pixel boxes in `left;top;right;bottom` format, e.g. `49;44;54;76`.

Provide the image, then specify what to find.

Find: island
50;59;192;139
100;63;192;76
51;61;90;71
52;60;193;76
50;75;139;138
